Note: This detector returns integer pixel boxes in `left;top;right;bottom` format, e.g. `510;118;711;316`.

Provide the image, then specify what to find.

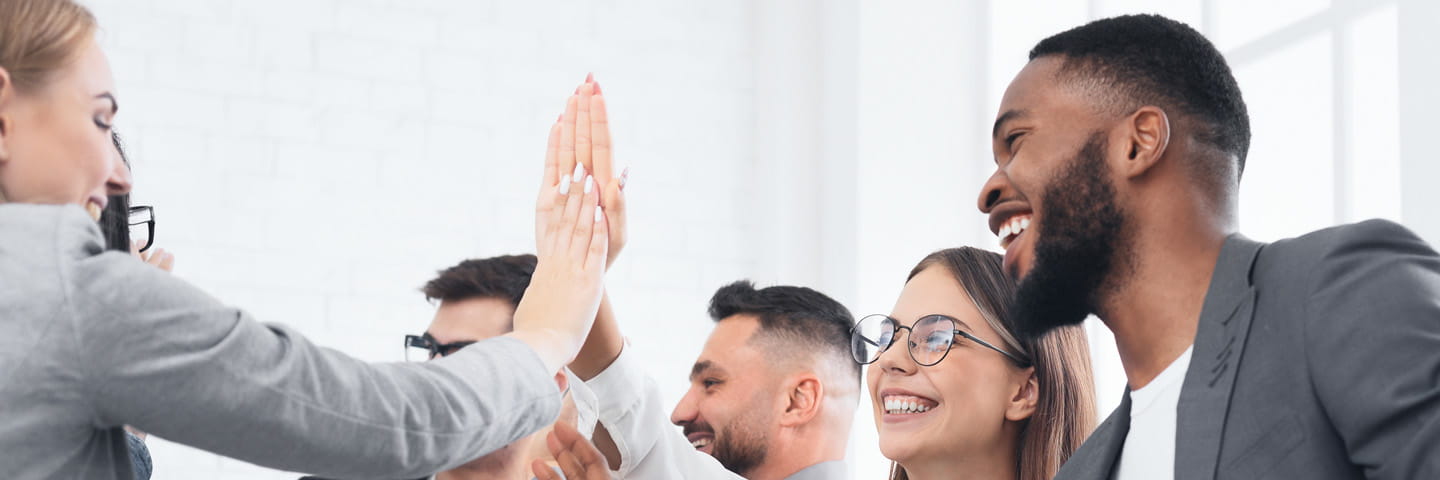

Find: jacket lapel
1175;235;1264;480
1055;390;1131;480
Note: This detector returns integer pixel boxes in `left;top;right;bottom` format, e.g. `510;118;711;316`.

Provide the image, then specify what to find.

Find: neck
897;437;1017;480
1100;212;1229;390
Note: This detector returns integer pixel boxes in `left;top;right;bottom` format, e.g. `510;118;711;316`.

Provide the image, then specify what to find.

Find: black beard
710;406;771;476
1009;133;1130;341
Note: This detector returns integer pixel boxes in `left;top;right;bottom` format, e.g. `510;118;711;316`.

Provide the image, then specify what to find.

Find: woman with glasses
853;247;1096;480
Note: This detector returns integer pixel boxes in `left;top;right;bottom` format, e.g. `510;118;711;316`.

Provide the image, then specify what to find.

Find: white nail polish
558;179;571;195
573;163;585;183
595;208;604;223
584;175;594;194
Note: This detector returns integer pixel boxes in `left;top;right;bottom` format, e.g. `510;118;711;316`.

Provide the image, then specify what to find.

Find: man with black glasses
567;280;859;480
301;254;597;480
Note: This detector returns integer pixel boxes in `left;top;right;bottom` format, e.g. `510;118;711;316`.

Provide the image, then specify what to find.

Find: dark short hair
421;254;537;308
1030;14;1250;178
100;131;130;252
708;280;859;382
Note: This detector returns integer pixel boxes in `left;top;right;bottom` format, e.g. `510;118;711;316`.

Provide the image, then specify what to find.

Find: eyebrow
95;93;118;114
991;109;1029;140
689;360;721;381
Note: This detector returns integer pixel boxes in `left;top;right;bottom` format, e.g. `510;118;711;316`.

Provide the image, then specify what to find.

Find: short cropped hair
1030;14;1250;180
421;254;537;308
708;280;859;382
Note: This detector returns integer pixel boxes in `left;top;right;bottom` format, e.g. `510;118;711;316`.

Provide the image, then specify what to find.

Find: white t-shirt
1114;345;1194;480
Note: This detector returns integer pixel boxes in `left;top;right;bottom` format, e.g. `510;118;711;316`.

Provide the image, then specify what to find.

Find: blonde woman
0;1;611;478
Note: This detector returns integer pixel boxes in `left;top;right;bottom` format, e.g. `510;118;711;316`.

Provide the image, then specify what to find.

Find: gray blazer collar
1175;234;1264;480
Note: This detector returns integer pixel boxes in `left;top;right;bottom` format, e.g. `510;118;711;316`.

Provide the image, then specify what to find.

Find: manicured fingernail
593;80;602;95
558;178;571;195
595;207;603;223
585;72;594;83
583;175;593;194
572;163;585;183
619;167;630;190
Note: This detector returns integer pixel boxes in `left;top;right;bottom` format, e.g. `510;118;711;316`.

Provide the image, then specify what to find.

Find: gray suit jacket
0;205;562;479
1056;220;1440;480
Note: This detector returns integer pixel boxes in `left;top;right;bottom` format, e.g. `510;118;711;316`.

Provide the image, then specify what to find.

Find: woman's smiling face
868;265;1035;466
0;40;130;218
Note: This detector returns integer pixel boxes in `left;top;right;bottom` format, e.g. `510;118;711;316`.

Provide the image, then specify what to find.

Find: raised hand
509;114;610;375
548;75;628;270
531;421;614;480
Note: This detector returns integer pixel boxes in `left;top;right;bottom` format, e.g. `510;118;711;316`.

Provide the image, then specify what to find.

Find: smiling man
570;280;858;480
979;14;1440;480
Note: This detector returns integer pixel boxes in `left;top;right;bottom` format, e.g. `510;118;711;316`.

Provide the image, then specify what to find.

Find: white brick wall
85;0;761;477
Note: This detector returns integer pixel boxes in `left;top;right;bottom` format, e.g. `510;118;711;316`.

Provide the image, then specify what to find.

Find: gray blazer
0;205;562;479
1055;219;1440;480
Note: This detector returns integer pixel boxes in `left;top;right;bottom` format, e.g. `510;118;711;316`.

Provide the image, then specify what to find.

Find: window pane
1345;4;1401;223
1236;32;1334;241
1214;0;1331;51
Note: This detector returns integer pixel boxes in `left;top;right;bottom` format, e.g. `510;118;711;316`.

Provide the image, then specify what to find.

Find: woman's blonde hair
0;0;97;94
889;247;1097;480
0;0;97;202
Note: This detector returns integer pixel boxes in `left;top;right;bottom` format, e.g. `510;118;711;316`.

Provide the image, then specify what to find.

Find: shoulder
1253;219;1437;289
1264;219;1433;262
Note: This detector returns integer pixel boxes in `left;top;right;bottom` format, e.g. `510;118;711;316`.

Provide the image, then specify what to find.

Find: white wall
80;0;1439;478
87;0;757;477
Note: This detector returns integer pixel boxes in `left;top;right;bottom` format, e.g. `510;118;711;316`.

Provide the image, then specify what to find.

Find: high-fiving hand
506;78;616;376
540;74;627;270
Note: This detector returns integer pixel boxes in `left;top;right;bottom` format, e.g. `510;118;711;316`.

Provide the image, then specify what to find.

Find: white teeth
997;215;1032;249
691;438;711;448
882;396;934;414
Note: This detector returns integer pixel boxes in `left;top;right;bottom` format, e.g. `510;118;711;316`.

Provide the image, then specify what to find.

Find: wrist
506;328;583;375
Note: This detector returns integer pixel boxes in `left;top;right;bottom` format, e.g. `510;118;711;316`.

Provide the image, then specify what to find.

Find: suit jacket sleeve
66;240;561;479
1303;219;1440;480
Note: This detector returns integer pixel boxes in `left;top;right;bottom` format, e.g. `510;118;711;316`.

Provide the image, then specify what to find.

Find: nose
106;150;132;196
977;167;1008;214
670;387;700;427
874;329;918;376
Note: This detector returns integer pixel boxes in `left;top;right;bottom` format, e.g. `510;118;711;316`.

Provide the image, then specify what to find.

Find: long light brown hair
889;247;1096;480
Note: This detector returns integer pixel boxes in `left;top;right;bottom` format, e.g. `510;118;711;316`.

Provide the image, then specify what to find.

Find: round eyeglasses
851;314;1031;368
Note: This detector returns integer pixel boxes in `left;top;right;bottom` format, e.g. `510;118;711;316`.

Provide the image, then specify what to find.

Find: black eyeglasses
851;314;1031;368
404;333;476;362
128;206;155;253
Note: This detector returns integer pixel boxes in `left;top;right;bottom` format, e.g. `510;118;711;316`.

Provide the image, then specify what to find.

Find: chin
877;433;926;464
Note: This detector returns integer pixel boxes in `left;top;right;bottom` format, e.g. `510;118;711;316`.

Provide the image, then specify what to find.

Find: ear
778;375;823;427
1111;105;1170;180
1004;368;1039;422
